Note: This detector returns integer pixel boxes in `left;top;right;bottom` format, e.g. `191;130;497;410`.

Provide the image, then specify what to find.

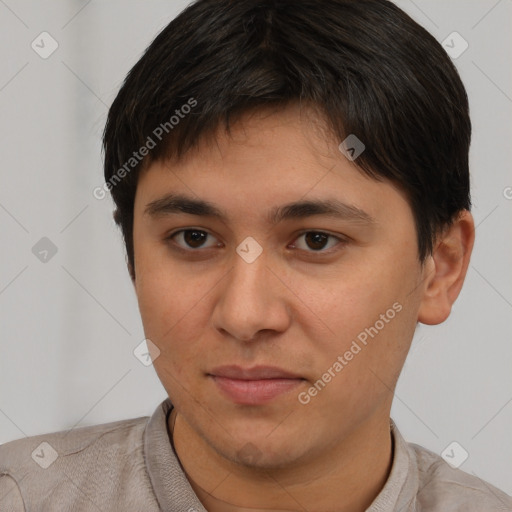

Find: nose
210;249;291;342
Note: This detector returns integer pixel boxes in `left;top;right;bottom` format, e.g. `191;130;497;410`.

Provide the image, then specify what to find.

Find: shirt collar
144;398;207;511
144;398;418;512
366;419;418;511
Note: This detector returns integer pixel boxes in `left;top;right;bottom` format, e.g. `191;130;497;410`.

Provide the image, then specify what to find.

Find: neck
168;408;393;512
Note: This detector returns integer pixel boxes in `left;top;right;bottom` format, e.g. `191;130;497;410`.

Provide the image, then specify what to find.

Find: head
102;0;474;468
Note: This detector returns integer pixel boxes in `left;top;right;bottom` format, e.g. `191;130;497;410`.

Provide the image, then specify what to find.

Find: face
132;104;429;468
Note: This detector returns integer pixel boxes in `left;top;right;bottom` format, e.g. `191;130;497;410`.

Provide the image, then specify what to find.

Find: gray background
0;0;511;495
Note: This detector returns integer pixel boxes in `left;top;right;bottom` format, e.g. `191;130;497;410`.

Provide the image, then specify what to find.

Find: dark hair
103;0;471;279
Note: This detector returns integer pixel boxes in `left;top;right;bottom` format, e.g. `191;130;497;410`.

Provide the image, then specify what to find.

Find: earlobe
417;210;475;325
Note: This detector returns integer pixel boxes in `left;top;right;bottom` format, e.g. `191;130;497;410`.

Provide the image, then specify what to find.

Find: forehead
134;105;411;227
146;103;337;176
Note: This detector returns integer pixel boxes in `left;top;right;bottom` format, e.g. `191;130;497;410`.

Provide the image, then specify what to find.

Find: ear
418;210;475;325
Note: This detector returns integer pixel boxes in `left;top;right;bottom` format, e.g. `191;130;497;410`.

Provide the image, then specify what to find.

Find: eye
167;229;345;254
168;229;221;250
289;231;344;253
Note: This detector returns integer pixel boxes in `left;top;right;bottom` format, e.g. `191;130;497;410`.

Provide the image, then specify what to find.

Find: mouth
207;365;306;405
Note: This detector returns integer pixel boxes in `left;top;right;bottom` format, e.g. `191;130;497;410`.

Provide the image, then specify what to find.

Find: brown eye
183;230;207;248
304;232;329;251
170;229;219;250
291;231;343;253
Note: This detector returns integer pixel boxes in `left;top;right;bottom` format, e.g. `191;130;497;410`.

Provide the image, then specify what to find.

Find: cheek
305;249;421;368
136;272;209;395
134;252;209;364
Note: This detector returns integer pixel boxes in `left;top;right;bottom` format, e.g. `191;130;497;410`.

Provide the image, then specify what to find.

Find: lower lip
210;375;304;405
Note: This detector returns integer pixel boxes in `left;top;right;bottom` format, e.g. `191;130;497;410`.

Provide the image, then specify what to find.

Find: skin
132;104;475;512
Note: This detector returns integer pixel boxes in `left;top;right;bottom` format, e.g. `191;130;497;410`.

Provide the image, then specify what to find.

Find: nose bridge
228;235;272;299
226;248;272;313
236;247;270;290
212;244;289;341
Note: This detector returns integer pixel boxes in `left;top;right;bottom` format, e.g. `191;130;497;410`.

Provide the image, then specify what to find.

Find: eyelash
165;229;347;255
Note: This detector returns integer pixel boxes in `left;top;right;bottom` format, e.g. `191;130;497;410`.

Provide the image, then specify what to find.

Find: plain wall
0;0;511;495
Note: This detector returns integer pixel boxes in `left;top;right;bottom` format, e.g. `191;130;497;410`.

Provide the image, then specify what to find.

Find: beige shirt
1;398;510;511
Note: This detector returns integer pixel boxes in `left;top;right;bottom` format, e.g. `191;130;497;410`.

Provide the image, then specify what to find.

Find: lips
208;365;303;380
208;365;305;405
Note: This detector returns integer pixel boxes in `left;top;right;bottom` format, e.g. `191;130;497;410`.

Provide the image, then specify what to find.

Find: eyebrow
144;193;375;225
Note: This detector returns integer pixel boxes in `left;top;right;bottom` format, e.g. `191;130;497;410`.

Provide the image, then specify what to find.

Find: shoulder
0;473;24;511
0;415;156;511
408;442;512;511
0;415;148;470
